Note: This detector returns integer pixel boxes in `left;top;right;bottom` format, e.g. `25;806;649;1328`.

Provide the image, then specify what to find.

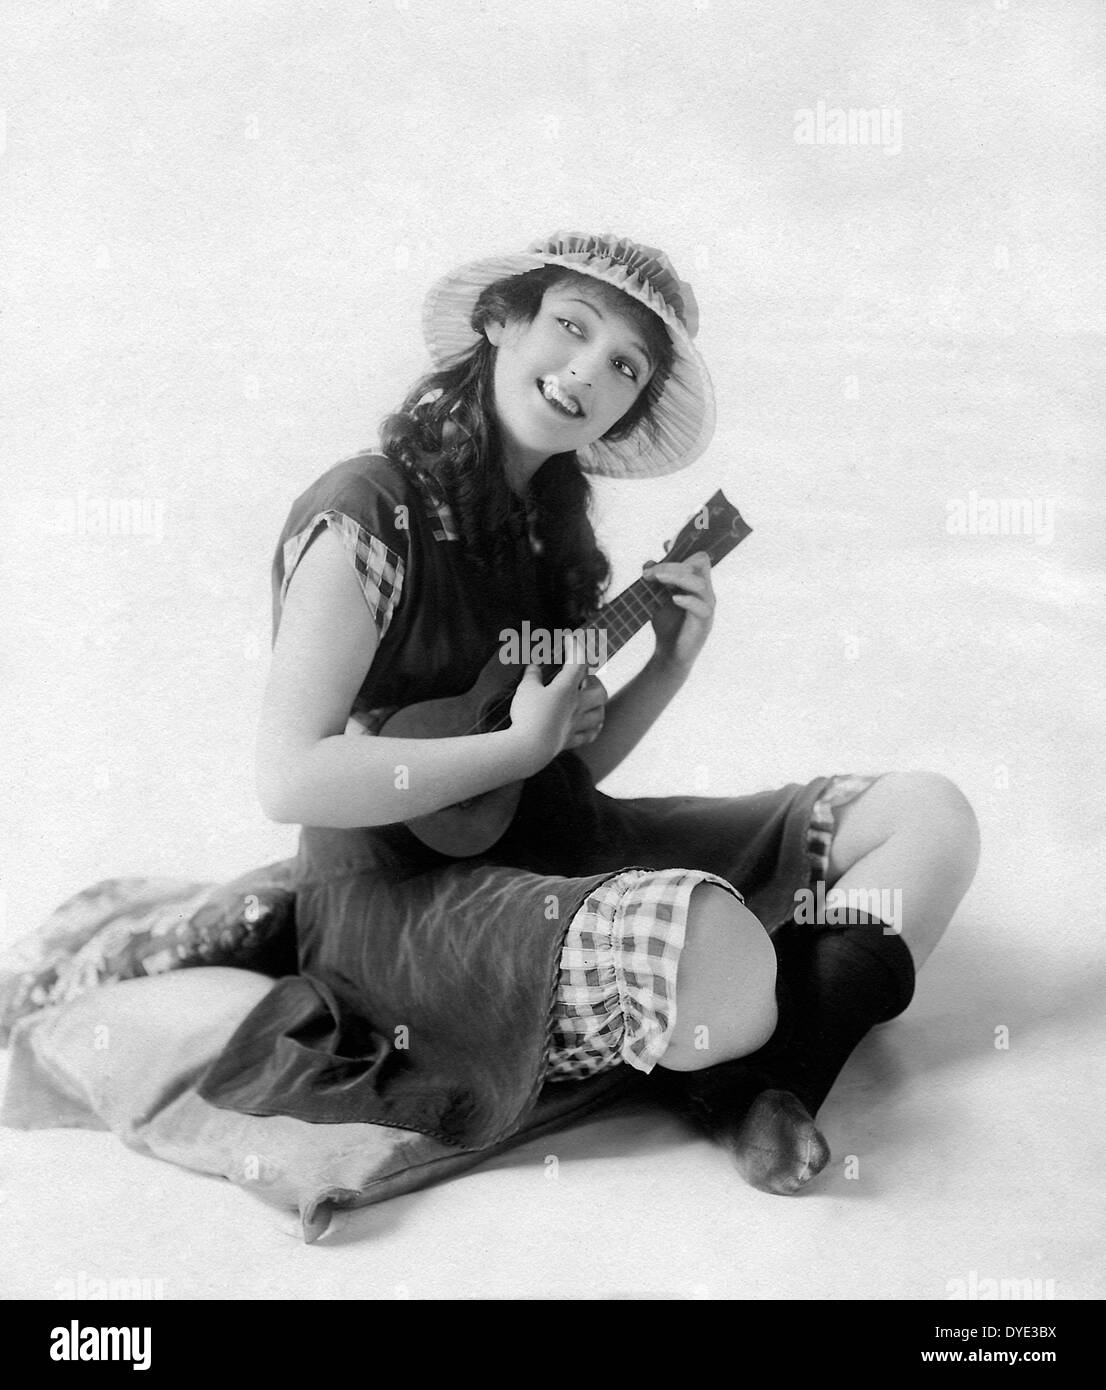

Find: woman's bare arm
573;653;690;785
255;527;546;828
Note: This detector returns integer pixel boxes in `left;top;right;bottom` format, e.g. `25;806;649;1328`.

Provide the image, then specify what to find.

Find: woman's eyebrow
560;297;653;370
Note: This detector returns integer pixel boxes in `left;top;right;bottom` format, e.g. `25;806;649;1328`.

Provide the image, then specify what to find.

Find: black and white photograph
1;0;1102;1321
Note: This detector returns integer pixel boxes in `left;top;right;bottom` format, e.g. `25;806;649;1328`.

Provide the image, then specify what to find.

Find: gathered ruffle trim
546;865;745;1082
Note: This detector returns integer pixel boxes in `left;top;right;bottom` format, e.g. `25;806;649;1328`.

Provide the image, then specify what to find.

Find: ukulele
344;490;752;857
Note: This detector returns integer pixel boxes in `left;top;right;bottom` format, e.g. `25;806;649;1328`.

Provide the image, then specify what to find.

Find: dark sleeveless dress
196;451;843;1151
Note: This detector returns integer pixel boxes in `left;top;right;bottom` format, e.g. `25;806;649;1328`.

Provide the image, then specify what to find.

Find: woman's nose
567;346;601;386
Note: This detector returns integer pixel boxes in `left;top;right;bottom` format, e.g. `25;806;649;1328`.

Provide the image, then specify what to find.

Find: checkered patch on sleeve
281;509;406;641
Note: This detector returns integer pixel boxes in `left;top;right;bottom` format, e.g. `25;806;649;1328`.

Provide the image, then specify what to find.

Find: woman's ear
482;315;506;347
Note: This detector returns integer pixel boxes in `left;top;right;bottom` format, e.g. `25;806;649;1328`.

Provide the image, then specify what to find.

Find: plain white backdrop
1;0;1104;1298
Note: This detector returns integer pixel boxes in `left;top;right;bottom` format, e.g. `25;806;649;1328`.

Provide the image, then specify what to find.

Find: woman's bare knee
882;770;982;886
660;884;778;1072
829;769;981;890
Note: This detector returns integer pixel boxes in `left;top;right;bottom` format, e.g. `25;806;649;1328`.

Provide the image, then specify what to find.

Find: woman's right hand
507;639;602;764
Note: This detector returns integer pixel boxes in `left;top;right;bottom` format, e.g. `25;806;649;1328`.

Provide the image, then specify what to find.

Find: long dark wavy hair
378;265;675;630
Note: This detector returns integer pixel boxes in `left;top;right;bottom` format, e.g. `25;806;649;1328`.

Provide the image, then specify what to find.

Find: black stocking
672;912;916;1194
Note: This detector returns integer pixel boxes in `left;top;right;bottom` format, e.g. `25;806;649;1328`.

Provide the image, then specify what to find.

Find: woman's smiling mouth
537;375;585;419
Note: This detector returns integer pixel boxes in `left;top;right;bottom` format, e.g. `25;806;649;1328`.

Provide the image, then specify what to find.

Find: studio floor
2;772;1103;1300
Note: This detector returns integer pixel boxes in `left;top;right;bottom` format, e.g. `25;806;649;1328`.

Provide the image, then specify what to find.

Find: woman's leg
667;771;980;1192
659;885;780;1072
821;770;982;969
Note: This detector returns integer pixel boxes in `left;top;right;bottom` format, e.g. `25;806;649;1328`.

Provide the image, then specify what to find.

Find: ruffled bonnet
421;230;715;479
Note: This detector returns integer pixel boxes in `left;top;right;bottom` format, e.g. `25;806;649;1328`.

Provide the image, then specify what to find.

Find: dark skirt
196;751;838;1150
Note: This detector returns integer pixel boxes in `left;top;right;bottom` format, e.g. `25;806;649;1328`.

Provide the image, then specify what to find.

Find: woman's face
485;277;657;465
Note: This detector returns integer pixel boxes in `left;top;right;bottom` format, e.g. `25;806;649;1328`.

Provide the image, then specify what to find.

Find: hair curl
378;265;674;631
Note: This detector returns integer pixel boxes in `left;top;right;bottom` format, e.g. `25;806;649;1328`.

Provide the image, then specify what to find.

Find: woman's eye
554;316;638;380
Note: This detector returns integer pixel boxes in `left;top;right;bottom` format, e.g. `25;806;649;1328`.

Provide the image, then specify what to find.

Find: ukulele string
468;515;746;739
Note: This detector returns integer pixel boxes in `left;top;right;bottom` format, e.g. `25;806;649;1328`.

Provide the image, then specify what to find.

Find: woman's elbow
259;796;297;826
255;774;295;824
254;747;303;825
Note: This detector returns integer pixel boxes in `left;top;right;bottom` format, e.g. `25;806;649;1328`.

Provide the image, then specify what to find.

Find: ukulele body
369;648;531;858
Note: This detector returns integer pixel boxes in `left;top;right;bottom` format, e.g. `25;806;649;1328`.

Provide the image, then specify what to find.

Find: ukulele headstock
660;490;752;568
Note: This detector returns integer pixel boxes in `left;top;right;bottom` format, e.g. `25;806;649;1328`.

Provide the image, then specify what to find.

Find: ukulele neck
588;577;670;669
585;489;753;669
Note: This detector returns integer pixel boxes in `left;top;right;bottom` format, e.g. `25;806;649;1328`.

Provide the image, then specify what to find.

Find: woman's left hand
642;551;717;671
